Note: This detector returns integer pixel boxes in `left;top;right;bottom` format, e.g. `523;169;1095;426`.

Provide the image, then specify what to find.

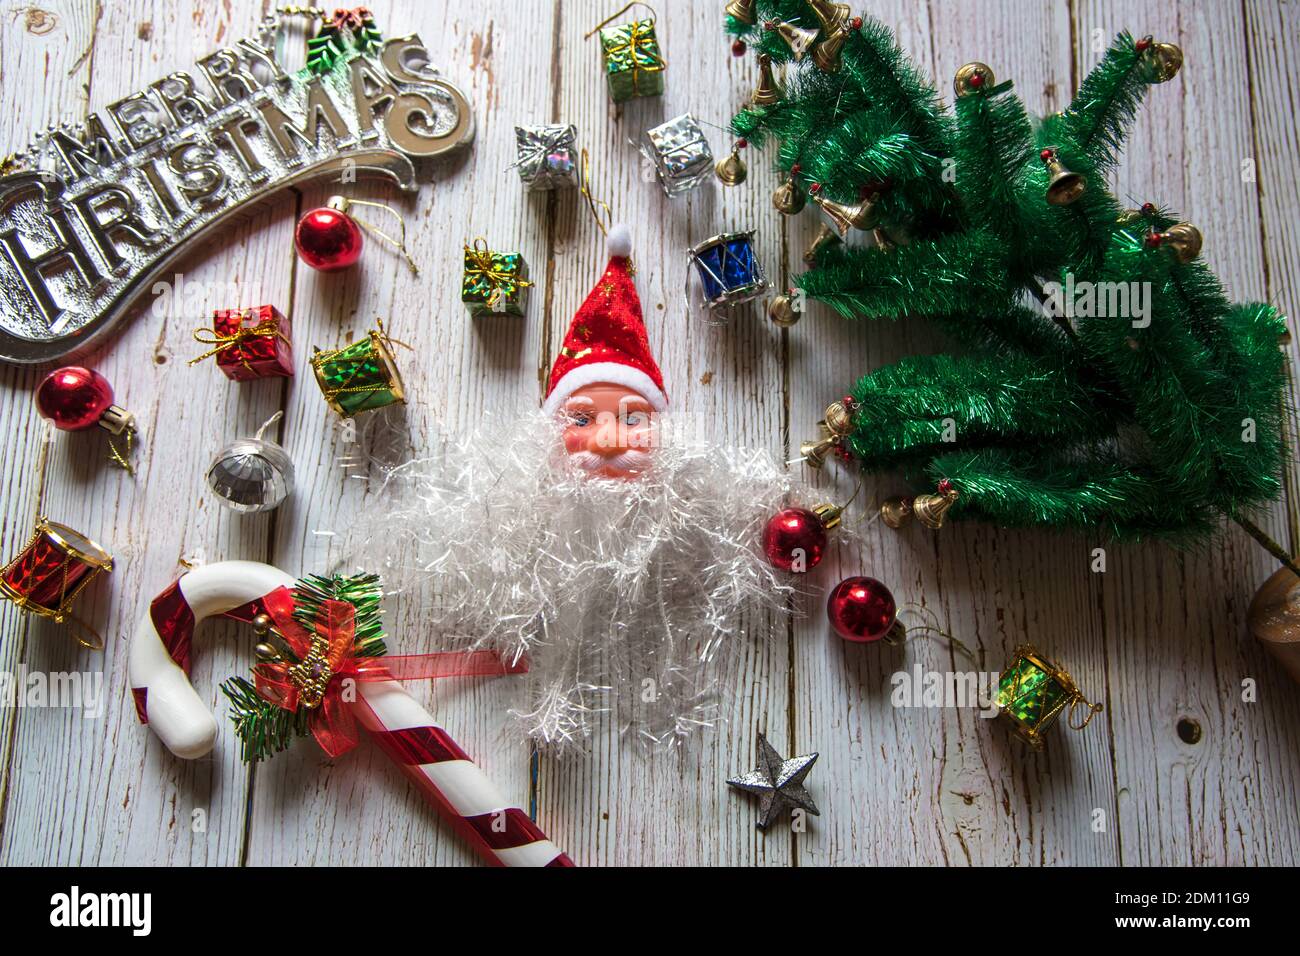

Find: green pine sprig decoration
221;676;312;763
306;25;344;76
222;573;388;763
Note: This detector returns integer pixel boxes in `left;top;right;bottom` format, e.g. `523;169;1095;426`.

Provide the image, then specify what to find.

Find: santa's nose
589;417;629;454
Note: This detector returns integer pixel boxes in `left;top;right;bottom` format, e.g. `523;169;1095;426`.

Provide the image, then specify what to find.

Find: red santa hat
542;224;668;416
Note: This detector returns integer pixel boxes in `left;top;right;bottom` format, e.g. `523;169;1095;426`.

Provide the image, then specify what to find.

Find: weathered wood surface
0;0;1297;866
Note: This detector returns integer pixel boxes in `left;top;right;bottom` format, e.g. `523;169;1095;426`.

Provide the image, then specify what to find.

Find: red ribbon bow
251;587;524;758
330;7;370;32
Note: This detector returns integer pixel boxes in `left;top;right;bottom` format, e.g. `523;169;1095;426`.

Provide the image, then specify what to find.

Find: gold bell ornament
804;223;841;263
806;0;851;35
724;0;757;26
716;139;749;186
1149;222;1203;263
752;53;782;106
770;20;819;60
773;164;807;215
810;183;878;235
768;291;801;328
812;17;859;74
953;61;994;97
1135;35;1183;83
798;396;857;468
880;479;960;530
1041;147;1086;206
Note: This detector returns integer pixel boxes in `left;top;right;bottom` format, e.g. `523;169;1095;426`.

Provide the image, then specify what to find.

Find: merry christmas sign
0;10;473;363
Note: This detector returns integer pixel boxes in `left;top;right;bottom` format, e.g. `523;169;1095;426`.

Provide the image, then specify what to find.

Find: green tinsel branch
221;676;311;763
222;573;388;763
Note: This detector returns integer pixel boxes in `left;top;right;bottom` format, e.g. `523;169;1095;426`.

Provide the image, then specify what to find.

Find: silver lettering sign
0;20;473;364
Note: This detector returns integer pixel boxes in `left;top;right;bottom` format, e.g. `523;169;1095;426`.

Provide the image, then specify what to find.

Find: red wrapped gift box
205;306;294;381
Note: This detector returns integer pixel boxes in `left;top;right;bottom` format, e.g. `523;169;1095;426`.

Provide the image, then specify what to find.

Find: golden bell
822;399;852;434
775;21;819;60
1044;154;1086;206
768;294;801;328
254;642;280;661
812;26;849;73
804;223;840;263
773;175;806;215
1162;222;1202;263
725;0;757;26
752;53;782;106
716;147;748;186
1144;40;1183;83
806;0;851;35
812;503;844;530
880;496;913;529
953;62;994;97
252;612;273;636
911;488;959;529
814;192;878;235
799;424;837;468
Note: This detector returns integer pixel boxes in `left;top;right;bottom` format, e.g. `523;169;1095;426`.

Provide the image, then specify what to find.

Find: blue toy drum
688;231;768;311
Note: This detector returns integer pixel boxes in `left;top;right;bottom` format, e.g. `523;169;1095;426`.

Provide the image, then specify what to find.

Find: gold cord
343;198;420;275
584;2;658;38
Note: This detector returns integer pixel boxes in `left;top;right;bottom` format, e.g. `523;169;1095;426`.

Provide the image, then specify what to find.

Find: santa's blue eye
570;414;592;426
624;414;642;426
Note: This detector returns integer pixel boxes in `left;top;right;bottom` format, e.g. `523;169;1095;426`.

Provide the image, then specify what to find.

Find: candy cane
129;560;573;867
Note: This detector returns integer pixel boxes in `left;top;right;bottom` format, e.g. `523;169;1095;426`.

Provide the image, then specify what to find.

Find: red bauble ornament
827;576;898;643
36;366;117;431
763;507;827;572
732;39;747;56
295;198;364;272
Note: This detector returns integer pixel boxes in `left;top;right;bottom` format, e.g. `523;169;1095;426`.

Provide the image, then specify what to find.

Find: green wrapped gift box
598;18;665;103
462;240;531;317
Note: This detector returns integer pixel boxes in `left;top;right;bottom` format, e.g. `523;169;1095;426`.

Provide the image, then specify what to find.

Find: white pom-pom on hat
607;223;632;259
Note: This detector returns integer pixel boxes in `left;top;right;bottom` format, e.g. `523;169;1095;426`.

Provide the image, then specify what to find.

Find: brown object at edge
1248;565;1300;685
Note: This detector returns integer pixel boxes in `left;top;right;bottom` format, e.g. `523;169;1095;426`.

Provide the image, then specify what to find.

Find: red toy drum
0;518;113;647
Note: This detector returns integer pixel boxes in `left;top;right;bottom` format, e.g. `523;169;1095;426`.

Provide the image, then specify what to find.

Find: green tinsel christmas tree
727;0;1292;561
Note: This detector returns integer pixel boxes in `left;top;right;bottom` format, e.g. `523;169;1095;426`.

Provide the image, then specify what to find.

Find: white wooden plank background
0;0;1297;867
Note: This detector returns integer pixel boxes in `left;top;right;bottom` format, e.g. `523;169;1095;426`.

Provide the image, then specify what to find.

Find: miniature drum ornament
688;230;769;312
994;644;1101;748
0;518;112;646
310;327;407;418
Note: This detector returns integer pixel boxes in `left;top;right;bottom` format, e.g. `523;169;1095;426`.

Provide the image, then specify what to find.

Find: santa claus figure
347;228;796;754
543;225;666;480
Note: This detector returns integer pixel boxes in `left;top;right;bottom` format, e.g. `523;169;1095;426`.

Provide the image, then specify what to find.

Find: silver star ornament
727;732;820;830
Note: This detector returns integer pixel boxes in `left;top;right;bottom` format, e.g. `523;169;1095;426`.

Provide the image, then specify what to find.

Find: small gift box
598;16;665;103
462;239;531;317
641;113;713;198
514;124;578;190
192;306;294;381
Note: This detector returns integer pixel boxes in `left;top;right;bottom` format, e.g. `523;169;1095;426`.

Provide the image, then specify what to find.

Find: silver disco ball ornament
206;433;294;513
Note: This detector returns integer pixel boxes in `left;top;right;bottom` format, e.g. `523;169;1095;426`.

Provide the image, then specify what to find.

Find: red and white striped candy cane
129;560;573;867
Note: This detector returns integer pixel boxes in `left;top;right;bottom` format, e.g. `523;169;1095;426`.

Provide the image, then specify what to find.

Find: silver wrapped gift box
513;124;578;190
640;113;714;198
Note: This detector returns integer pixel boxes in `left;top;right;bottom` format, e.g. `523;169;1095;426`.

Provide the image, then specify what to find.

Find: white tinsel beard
341;411;798;755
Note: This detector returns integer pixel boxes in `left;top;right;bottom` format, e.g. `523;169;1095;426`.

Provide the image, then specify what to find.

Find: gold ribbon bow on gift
464;238;533;310
585;2;666;97
190;314;290;372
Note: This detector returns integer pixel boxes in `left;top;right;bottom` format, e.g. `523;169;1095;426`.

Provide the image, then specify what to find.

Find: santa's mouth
568;450;653;476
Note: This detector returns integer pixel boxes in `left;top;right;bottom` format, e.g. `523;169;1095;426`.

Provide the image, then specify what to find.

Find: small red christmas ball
295;203;363;272
732;39;747;56
968;72;984;88
763;507;827;572
1145;232;1164;249
1141;201;1156;215
36;366;115;432
827;576;898;643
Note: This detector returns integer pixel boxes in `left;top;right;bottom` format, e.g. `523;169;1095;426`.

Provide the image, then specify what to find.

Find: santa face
560;383;656;478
